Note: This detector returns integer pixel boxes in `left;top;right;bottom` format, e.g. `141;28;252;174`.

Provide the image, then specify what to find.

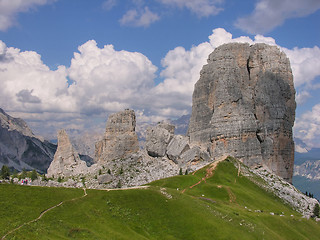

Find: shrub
30;169;38;181
1;165;10;180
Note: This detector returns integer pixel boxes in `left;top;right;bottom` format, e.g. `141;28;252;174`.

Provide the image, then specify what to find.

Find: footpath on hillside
1;188;87;240
182;158;226;193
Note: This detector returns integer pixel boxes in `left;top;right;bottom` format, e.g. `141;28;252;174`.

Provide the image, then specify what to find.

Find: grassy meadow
1;158;320;239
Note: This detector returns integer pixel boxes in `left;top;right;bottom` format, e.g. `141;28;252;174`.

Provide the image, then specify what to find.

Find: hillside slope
1;158;320;239
0;108;56;172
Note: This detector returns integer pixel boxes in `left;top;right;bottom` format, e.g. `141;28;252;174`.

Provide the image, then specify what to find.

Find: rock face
145;122;175;157
47;129;88;178
188;43;296;182
95;109;139;163
0;108;56;172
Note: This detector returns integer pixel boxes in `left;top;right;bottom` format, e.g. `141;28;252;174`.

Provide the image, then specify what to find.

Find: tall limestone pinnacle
95;109;139;163
188;43;296;182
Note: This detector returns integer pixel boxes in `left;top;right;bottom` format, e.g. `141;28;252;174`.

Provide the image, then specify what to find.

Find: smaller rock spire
47;129;88;178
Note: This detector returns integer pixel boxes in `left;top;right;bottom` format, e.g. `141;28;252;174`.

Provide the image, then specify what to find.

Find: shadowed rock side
47;129;88;178
188;43;296;182
0;108;56;172
95;109;139;163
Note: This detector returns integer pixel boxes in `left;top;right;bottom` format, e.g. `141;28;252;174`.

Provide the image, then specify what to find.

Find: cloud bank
1;28;320;148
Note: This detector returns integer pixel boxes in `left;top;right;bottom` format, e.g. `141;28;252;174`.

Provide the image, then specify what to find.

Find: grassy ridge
1;158;320;239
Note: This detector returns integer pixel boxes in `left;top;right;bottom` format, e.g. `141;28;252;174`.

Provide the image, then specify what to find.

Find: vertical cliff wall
188;43;296;182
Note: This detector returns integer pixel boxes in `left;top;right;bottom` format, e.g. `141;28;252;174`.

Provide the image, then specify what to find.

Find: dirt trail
1;188;87;240
102;185;149;191
182;159;225;193
226;187;237;203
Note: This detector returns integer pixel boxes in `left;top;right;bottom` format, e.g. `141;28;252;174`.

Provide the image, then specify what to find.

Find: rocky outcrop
145;122;210;166
249;165;318;218
95;109;139;163
188;43;296;182
145;122;175;157
47;129;88;178
0;108;56;172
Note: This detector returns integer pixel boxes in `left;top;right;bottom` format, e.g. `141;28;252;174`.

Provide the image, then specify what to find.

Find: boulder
166;135;190;162
145;122;175;157
180;146;210;165
47;129;88;178
97;174;113;184
188;43;296;182
95;109;139;163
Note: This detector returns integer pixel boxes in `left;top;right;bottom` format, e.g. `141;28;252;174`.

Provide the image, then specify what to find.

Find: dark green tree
81;177;86;187
107;169;111;174
1;165;10;180
185;169;188;175
313;203;320;218
179;168;183;175
42;174;48;181
30;169;38;181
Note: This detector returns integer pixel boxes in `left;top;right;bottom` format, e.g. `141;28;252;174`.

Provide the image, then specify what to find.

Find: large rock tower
188;43;296;182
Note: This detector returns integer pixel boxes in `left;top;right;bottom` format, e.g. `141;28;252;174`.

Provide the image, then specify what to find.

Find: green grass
1;158;320;239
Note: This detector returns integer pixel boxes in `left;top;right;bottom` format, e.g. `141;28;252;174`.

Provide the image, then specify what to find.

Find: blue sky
0;0;319;150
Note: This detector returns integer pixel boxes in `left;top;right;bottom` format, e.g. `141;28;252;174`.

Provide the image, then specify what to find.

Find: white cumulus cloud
0;40;71;114
119;6;160;27
295;104;320;148
282;46;320;88
0;0;54;31
235;0;320;34
68;40;157;114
